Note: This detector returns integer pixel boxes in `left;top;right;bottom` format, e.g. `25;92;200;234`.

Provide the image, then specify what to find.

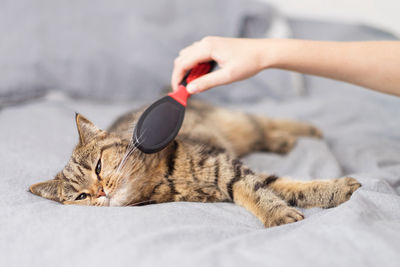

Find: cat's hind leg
249;115;323;154
194;104;322;157
268;118;323;139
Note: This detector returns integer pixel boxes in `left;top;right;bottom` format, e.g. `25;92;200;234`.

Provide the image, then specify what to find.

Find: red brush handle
168;61;215;106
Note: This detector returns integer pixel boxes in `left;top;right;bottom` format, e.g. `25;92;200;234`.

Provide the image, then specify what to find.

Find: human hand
173;37;400;97
171;36;277;94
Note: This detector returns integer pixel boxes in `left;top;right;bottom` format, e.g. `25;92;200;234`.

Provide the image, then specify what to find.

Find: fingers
171;54;212;91
171;36;268;94
171;41;213;91
186;68;232;94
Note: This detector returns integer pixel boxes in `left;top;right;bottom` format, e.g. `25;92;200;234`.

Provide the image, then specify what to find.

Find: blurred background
261;0;400;37
1;0;398;106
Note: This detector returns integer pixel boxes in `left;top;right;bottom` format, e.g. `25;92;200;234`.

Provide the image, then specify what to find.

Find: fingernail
187;83;198;94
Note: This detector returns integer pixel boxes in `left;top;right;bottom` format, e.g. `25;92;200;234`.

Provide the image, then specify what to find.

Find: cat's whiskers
116;128;147;172
116;144;134;172
99;125;152;206
125;129;148;166
115;147;138;179
105;158;139;201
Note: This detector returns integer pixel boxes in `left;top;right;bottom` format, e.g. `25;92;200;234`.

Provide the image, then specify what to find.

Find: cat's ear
29;179;61;202
75;113;101;145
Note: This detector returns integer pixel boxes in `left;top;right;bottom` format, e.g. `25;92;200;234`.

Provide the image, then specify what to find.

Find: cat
29;100;361;227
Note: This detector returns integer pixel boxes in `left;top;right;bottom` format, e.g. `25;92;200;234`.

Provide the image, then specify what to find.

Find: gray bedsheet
1;1;400;267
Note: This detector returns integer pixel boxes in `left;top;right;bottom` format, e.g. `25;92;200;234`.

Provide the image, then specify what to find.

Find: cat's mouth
94;186;112;206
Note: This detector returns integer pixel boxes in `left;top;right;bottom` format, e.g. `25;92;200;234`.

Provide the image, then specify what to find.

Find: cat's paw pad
265;207;304;228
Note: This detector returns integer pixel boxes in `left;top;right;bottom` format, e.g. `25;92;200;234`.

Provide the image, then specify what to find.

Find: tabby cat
30;100;361;227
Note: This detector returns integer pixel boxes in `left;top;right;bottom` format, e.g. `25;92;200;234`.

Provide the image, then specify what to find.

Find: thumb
186;68;231;94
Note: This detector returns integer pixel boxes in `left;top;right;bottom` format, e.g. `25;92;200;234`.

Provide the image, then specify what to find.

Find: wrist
259;38;301;69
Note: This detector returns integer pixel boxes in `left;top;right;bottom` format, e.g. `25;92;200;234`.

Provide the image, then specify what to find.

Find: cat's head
29;114;147;206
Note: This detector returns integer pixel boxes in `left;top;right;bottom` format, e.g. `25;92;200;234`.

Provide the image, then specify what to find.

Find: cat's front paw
264;206;304;228
328;177;361;207
337;177;361;199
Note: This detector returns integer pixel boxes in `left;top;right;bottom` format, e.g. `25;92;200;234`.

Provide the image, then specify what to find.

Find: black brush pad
133;96;185;154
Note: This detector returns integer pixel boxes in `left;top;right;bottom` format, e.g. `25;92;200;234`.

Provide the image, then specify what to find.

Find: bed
1;1;399;266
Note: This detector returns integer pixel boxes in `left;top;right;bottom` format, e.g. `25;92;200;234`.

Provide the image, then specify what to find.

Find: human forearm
172;37;400;96
267;39;400;96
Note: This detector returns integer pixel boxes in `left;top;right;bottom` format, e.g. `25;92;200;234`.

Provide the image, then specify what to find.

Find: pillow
0;0;280;106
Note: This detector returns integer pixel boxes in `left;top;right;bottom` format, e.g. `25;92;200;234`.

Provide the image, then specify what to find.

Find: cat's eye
95;159;102;175
75;193;88;200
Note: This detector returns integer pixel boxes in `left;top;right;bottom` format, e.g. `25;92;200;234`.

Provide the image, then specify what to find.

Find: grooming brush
133;61;216;154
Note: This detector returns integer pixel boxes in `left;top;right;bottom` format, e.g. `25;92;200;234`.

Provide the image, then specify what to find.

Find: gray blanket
1;1;399;267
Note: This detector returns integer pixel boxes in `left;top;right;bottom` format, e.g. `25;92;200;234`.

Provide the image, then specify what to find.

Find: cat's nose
96;186;106;198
